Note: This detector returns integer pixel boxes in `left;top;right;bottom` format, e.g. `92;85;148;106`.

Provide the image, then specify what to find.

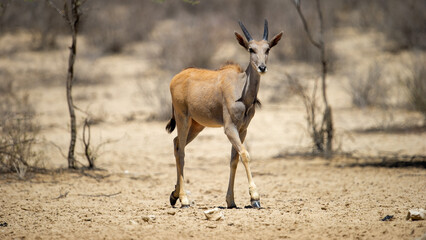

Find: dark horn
238;21;253;42
263;19;269;40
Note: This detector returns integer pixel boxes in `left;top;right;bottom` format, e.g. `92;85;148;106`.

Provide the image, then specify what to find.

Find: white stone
204;208;224;221
406;209;426;221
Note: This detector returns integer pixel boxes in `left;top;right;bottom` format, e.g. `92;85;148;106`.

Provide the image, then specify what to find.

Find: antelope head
235;20;283;74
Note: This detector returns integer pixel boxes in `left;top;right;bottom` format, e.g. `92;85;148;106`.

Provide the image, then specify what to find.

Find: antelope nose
258;65;267;73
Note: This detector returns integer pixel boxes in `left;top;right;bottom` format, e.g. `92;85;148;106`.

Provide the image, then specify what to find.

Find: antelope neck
237;62;261;109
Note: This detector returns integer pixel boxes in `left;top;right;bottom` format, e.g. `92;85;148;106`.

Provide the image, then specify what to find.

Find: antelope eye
249;48;255;53
266;48;270;54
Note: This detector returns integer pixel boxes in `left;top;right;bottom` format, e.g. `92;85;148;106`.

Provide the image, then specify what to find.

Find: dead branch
82;118;94;168
47;0;86;168
48;141;67;160
0;139;36;151
81;172;109;180
0;0;11;27
46;0;69;23
54;191;70;199
292;0;334;155
80;116;118;169
292;0;321;49
77;191;121;197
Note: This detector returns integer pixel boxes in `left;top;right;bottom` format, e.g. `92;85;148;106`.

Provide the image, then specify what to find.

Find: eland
166;20;283;208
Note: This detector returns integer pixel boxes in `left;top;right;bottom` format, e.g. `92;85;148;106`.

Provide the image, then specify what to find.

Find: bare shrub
285;74;326;153
381;0;426;50
267;0;336;66
267;80;293;103
74;62;111;86
348;62;389;108
291;0;334;155
81;0;166;54
0;81;42;178
352;0;426;51
138;76;172;122
401;55;426;118
0;0;67;50
80;116;117;169
151;12;228;72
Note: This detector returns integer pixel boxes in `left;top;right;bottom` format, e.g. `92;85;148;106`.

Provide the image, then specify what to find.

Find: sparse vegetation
285;74;326;153
151;12;228;72
348;62;389;108
292;0;334;155
137;74;172;122
0;81;42;179
82;0;166;54
47;0;86;169
0;0;66;50
401;55;426;118
82;117;96;169
352;0;426;51
379;0;426;51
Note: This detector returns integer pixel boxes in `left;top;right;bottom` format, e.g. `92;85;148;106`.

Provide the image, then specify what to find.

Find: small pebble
142;215;156;223
381;215;394;221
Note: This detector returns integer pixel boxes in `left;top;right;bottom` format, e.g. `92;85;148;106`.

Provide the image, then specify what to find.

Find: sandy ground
1;28;426;239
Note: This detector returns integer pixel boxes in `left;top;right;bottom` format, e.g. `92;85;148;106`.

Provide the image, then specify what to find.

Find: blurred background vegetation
1;0;424;68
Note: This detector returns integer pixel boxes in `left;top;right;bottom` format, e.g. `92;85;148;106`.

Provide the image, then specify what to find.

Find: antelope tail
165;105;176;133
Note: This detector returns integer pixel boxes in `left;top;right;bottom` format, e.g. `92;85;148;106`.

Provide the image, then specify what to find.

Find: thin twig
0;139;36;151
73;104;90;116
54;191;70;199
292;0;321;49
94;138;119;153
46;0;64;17
79;170;110;182
48;141;67;159
77;191;121;197
82;118;93;167
292;0;333;153
46;0;71;25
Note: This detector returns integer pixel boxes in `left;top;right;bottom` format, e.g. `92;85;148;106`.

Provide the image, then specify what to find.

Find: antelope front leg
224;125;260;208
226;129;248;208
240;148;260;208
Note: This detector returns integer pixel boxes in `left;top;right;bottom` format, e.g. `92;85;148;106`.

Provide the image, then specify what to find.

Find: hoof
251;200;261;209
227;204;237;209
181;204;190;208
170;192;178;207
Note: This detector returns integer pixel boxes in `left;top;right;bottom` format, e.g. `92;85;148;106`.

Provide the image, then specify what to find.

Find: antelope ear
269;32;283;48
235;32;249;50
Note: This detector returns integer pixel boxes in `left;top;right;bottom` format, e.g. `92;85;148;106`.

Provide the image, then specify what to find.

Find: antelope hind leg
173;114;191;208
170;119;204;208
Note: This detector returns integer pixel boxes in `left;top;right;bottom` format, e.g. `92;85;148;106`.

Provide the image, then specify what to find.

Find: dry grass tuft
348;62;389;108
151;13;227;72
81;0;166;54
137;73;172;122
0;80;43;178
400;55;426;118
